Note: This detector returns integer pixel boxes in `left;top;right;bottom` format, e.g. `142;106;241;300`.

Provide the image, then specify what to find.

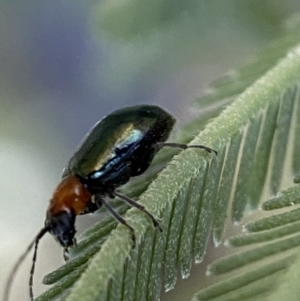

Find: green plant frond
199;13;300;108
36;21;300;301
266;246;300;301
194;183;300;300
192;80;300;299
192;255;296;301
262;185;300;210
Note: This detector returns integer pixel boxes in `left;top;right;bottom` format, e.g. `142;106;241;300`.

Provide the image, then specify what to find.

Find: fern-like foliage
36;15;300;301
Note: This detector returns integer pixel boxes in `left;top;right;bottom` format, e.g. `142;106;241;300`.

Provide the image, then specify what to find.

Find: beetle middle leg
114;191;162;232
95;195;136;248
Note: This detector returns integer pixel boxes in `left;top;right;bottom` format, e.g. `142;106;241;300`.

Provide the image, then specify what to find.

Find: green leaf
37;15;300;301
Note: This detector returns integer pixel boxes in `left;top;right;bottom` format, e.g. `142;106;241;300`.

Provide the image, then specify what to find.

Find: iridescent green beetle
5;104;217;301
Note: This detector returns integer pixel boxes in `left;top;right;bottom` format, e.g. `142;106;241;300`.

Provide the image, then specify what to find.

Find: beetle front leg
80;199;102;215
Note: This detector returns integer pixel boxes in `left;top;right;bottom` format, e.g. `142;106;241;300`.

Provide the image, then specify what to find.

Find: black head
45;210;76;248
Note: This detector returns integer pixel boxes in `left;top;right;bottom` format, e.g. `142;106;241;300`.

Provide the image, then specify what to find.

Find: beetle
4;104;217;301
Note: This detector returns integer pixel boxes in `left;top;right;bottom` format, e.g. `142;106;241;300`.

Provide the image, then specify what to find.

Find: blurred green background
1;1;300;300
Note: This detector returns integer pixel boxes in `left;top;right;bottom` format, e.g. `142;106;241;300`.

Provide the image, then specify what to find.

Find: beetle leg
157;142;217;155
114;191;162;232
63;247;70;261
79;200;101;215
95;195;136;248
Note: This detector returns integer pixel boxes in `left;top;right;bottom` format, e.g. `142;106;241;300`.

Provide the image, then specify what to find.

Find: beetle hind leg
157;142;217;155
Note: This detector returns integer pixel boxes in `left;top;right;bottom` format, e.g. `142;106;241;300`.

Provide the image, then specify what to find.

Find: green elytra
63;105;176;194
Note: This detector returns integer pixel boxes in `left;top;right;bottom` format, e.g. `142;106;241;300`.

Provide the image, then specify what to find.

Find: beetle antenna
4;227;49;301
